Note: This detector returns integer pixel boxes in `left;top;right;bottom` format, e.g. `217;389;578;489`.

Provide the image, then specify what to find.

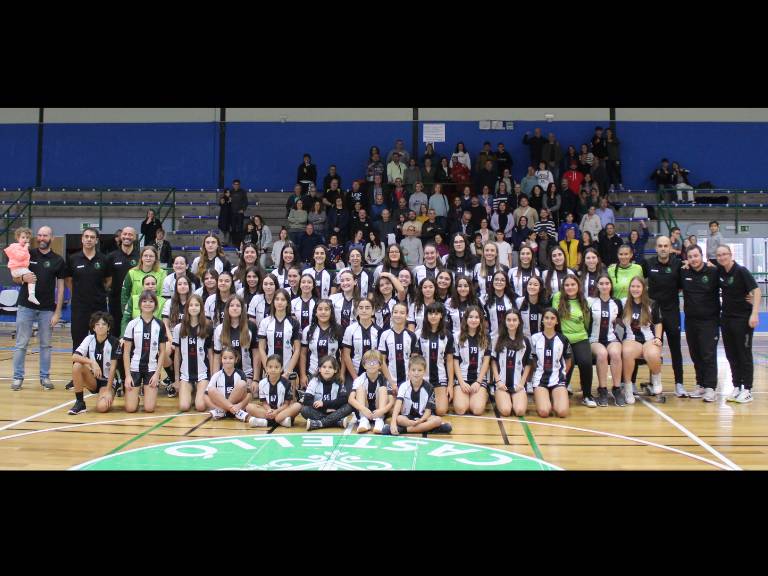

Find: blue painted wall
2;119;768;191
0;124;38;189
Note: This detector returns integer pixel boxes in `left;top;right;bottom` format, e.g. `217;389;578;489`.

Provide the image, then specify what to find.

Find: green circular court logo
73;434;560;471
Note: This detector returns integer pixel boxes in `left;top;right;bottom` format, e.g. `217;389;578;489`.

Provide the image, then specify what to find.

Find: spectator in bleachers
353;208;373;240
400;223;424;267
563;160;584;217
285;184;302;217
477;218;492;245
347;179;366;212
105;228;121;255
513;195;538;227
366;150;386;183
141;209;162;247
391;178;407;208
428;183;449;231
364;231;386;267
153;227;172;269
576;190;590;220
370;192;387;223
534;208;558;245
495;168;514;198
374;209;397;245
477;141;496;172
581;173;595;195
450;141;471;172
468;196;487;230
558;212;580;242
590;126;608;162
416;204;430;225
433;232;450;259
707;220;725;265
327;234;344;269
298;223;323;266
669;226;683;256
605;128;623;191
596;197;615;228
271;227;290;270
346;229;366;258
650;158;674;203
323;165;341;194
386;139;410;165
327;197;350;244
521;165;538;197
217;191;232;245
493;180;511;212
590;156;610;201
579;230;595;257
367;174;385;208
491;202;515;240
510;215;532;255
392;196;409;224
479;185;494;219
588;186;601;210
598;223;624;267
448;196;464;227
563;145;579;175
510;182;525;212
252;215;273;270
436;157;452;191
529;185;545;213
459;185;473;210
578;143;594;175
287;199;308;245
420;156;437;194
542;133;563;185
535;161;554;193
404;157;421;195
495;142;513;175
387;152;407;184
308;200;327;240
682;234;698;261
559;227;581;269
470;232;485;258
297;153;317;194
558;178;571;219
409;181;429;214
522;128;545;168
323;177;343;210
423;143;438;166
580;205;602;239
420;210;441;243
627;220;650;264
544;183;561;227
453;210;476;238
450;156;471;188
475;159;498;198
672;161;695;203
494;229;513;268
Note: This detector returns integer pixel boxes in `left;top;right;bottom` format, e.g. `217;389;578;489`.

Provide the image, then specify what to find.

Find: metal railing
1;188;32;245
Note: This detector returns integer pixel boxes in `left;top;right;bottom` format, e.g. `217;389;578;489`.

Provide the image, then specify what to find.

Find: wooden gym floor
0;324;765;470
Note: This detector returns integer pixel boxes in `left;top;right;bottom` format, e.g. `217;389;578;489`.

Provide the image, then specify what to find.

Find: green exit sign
740;225;750;232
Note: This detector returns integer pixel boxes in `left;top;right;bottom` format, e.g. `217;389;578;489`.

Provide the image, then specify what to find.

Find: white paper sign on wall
423;123;446;143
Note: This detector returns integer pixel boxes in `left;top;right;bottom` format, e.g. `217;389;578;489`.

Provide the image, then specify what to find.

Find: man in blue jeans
12;226;68;391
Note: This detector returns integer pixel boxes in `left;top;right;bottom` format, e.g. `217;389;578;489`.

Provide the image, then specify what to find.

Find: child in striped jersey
68;312;118;415
247;355;303;428
347;350;394;434
205;347;251;421
491;309;533;417
172;294;212;413
452;305;492;416
300;299;342;388
378;301;421;390
382;355;451;435
587;274;625;407
530;308;572;418
303;356;354;430
418;302;455;416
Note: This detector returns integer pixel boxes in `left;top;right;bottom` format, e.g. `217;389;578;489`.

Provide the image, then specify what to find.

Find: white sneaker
689;386;706;399
726;387;742;402
651;382;663;396
623;383;635;405
234;409;249;422
249;417;268;427
357;416;371;433
339;416;350;429
733;389;753;404
280;417;292;427
703;388;716;402
581;396;597;408
675;383;689;398
210;408;226;419
373;418;385;434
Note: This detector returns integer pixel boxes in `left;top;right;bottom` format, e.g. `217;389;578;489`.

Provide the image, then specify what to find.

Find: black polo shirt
105;246;140;300
719;262;758;319
646;256;682;310
18;248;69;311
680;264;720;320
67;250;109;309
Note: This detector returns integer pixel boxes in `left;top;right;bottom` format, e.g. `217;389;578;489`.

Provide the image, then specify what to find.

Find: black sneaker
65;380;74;391
612;386;626;407
68;400;87;415
597;388;609;407
433;422;453;434
381;424;392;435
167;385;177;398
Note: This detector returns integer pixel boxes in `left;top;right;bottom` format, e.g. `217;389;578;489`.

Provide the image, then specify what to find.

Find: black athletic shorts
130;371;154;387
95;378;109;392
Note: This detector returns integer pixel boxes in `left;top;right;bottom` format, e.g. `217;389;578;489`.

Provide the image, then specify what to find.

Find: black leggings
607;160;623;186
660;307;684;385
301;404;354;428
566;339;593;398
721;316;755;390
686;317;719;389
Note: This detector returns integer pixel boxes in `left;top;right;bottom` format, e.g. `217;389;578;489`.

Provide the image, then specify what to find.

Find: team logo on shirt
702;275;709;284
728;277;734;285
43;261;50;268
130;259;137;266
94;262;102;269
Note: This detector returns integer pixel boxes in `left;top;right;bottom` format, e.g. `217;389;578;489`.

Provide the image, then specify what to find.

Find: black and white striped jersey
204;294;229;328
492;339;532;392
335;267;373;297
190;256;230;277
588;297;623;345
342;321;382;375
247;294;273;327
418;332;454;387
172;323;212;383
258;376;293;409
378;327;420;386
516;296;546;339
75;334;119;381
473;262;508;299
124;317;167;373
407;302;430;334
352;372;392;411
302;324;340;376
330;292;357;331
397;381;436;419
257;315;301;372
444;298;470;343
543;268;577;297
413;264;441;285
272;268;292;290
303;266;333;299
579;270;601;299
291;295;317;331
620;298;662;344
454;335;489;384
374;297;398;330
508;266;541;299
530;332;571;388
236;287;261;314
207;368;246;400
213;323;258;379
481;292;516;348
161;299;185;326
305;377;346;406
441;254;475;278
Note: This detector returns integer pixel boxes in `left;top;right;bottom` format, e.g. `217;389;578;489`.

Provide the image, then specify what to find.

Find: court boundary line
106;412;181;455
0;393;94;432
638;397;742;471
447;414;734;470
